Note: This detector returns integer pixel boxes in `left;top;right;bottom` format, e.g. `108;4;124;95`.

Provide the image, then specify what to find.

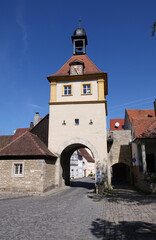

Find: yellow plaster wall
98;79;105;101
50;82;56;102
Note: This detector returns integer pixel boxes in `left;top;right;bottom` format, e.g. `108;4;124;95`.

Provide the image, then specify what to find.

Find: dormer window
69;60;84;75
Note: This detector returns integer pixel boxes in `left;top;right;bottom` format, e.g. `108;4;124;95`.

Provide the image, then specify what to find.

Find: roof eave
0;154;57;160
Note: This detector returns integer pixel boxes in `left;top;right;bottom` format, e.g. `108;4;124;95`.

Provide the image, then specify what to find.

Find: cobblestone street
0;178;156;240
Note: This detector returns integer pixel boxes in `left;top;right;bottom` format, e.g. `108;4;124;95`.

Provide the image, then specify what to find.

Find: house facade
70;150;83;179
108;107;156;193
128;109;156;193
0;129;56;193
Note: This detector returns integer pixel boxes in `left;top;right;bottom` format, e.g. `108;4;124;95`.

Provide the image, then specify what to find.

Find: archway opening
60;143;95;187
111;163;130;185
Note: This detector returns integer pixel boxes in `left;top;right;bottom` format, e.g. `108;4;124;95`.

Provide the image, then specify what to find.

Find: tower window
63;85;72;96
82;83;91;94
75;119;79;125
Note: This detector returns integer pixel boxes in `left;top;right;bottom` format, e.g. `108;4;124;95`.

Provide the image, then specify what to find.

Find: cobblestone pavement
0;178;156;240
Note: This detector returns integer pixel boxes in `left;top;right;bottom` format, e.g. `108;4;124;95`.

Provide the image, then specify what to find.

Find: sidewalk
0;185;69;200
88;185;156;240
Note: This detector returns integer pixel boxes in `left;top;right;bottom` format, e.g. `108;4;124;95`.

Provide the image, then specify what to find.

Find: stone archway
58;138;99;186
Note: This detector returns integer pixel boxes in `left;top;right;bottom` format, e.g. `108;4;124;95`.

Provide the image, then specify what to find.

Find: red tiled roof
47;55;103;77
78;148;95;163
126;109;155;123
133;118;156;139
0;131;56;158
110;119;125;130
12;128;30;141
0;135;13;149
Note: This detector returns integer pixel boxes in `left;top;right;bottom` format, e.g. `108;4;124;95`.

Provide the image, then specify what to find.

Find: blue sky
0;0;156;134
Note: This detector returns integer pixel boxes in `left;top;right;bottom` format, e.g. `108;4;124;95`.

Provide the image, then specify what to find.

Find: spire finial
79;18;81;28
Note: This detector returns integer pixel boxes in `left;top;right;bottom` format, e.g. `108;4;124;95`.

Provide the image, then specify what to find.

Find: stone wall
43;159;56;191
0;158;55;193
133;166;156;193
108;130;131;166
107;130;132;183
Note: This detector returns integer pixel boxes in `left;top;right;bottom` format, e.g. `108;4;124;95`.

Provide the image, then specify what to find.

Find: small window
63;85;72;95
75;119;79;125
13;163;24;177
82;83;91;94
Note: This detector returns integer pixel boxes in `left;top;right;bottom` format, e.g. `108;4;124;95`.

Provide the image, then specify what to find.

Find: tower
47;23;108;187
71;19;88;55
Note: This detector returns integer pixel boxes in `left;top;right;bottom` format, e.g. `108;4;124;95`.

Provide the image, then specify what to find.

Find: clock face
71;65;83;75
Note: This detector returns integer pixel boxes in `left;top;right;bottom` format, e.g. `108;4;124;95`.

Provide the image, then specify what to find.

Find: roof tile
126;109;155;123
133;118;156;139
0;131;56;158
0;136;13;149
48;55;103;77
78;148;95;163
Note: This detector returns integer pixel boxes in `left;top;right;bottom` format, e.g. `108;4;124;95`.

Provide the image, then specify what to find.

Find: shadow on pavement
106;184;156;205
90;218;156;240
88;184;156;205
70;178;95;190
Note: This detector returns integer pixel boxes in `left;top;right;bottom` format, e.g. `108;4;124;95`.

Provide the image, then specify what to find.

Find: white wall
48;103;107;186
49;103;107;159
56;79;98;102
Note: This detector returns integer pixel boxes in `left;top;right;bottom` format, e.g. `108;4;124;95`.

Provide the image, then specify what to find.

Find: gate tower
47;22;108;187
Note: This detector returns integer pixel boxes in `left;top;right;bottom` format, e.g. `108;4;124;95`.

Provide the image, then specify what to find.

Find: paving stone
0;179;156;239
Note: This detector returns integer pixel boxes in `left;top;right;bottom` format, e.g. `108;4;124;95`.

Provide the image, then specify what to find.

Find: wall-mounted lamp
89;119;93;125
62;120;66;125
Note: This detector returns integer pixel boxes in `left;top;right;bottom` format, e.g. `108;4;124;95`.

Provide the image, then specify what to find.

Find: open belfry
47;21;108;187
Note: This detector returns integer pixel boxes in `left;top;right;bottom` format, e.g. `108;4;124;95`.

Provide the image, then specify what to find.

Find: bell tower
48;23;108;188
71;20;88;55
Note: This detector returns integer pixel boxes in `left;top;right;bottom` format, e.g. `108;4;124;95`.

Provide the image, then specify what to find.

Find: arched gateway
58;139;98;186
47;22;108;188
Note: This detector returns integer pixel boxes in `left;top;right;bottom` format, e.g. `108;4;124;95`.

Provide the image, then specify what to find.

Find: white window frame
63;84;72;96
82;83;92;95
12;162;24;177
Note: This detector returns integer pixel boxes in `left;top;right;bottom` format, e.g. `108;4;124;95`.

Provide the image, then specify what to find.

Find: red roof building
110;119;125;130
0;131;56;158
132;118;156;139
126;109;155;123
78;148;95;163
47;55;103;77
124;109;155;130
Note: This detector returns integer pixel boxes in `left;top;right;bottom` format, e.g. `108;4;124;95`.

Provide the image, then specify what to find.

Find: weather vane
79;18;81;28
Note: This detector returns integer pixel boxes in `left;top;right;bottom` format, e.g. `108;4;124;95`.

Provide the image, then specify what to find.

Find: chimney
154;100;156;117
34;112;40;126
30;122;34;129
